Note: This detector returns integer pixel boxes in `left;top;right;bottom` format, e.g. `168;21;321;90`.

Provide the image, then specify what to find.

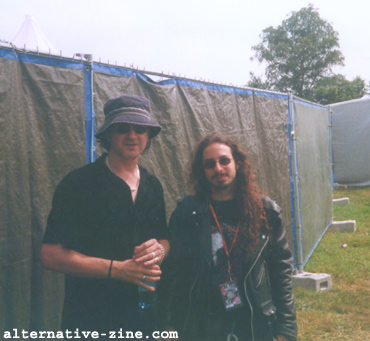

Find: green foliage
295;188;370;340
246;72;270;90
311;75;366;104
250;4;345;99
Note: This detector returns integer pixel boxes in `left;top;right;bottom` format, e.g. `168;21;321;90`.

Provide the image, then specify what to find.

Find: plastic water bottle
138;281;157;309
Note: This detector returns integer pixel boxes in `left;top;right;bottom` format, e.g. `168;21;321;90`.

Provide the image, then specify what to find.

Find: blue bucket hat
95;94;162;138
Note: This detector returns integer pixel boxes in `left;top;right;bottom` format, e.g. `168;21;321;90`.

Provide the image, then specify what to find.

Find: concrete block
292;272;332;291
334;183;347;190
333;197;350;206
329;220;356;232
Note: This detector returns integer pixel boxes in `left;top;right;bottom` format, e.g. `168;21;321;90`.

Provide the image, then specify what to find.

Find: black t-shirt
210;199;244;284
201;199;252;340
43;154;169;332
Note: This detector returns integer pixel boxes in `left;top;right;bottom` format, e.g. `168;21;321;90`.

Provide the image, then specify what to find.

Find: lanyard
210;203;240;281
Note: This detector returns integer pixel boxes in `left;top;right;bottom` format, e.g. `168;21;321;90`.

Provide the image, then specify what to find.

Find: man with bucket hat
41;94;170;337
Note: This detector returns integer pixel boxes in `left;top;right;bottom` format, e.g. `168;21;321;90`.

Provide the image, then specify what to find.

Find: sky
1;0;370;87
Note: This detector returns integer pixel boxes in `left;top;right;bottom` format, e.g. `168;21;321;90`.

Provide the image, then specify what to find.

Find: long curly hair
190;132;269;258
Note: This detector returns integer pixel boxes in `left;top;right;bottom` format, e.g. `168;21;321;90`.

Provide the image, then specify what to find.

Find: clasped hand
113;239;163;290
133;239;164;290
133;238;164;266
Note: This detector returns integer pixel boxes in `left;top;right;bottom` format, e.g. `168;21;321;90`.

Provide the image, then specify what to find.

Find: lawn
294;187;370;340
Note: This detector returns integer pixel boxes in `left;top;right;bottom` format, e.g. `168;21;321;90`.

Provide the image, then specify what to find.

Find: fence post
328;106;334;189
289;93;304;273
83;54;96;163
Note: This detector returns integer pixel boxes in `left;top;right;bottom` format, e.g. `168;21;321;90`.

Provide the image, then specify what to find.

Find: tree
312;75;366;104
246;72;270;90
250;4;344;99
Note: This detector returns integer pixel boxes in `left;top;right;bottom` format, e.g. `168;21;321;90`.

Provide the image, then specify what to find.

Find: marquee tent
331;94;370;187
12;15;58;54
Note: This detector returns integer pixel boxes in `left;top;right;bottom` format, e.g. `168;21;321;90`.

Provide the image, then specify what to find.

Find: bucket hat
95;94;162;138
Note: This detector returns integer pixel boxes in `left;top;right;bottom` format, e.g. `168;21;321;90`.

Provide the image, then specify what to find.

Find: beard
210;175;236;192
212;182;232;190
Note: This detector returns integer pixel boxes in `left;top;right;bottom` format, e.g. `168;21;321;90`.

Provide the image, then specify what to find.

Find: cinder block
329;220;356;232
292;272;332;291
333;197;350;206
334;183;347;190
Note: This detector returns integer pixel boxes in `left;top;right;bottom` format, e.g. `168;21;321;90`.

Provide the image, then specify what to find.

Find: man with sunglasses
160;132;297;341
41;95;170;338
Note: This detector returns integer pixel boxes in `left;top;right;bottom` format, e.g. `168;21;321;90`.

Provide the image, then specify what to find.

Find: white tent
331;94;370;187
12;15;58;54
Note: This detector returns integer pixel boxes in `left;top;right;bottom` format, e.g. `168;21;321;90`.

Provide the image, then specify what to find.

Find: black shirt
210;199;244;284
43;154;169;332
202;199;252;340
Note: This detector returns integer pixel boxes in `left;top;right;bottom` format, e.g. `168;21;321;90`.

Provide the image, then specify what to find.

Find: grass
294;187;370;340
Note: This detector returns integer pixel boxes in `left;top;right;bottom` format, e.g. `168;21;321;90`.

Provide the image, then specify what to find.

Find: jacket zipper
183;207;208;332
183;252;202;331
243;235;269;341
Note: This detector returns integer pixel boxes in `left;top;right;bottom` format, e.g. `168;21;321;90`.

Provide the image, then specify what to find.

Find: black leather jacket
159;195;297;341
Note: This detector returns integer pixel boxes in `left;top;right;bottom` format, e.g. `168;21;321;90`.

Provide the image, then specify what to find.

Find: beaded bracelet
158;244;166;265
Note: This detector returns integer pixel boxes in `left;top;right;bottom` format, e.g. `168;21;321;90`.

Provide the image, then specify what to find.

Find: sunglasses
203;156;233;169
114;124;148;135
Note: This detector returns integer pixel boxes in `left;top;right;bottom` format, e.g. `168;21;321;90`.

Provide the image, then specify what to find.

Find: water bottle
138;280;157;309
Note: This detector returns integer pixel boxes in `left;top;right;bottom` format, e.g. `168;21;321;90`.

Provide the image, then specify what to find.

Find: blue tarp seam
94;63;135;77
0;47;85;70
293;98;328;109
158;78;289;99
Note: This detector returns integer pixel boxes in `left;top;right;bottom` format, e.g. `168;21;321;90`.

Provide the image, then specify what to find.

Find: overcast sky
1;0;369;87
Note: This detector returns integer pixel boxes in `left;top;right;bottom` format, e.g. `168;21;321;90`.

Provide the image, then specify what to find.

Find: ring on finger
151;251;156;258
143;275;147;281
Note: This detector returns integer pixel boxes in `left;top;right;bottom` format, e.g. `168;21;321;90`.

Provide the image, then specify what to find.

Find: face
202;143;238;197
107;123;149;161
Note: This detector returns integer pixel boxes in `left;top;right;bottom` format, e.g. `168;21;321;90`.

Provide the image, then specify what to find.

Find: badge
219;281;244;311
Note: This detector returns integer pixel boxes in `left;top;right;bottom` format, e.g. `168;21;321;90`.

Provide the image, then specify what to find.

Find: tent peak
12;15;58;54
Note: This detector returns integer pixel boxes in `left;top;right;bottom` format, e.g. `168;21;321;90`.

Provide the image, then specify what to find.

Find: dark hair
96;125;152;152
190;132;269;257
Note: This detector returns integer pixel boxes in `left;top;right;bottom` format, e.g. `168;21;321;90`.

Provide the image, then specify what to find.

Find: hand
112;259;161;291
276;335;288;341
164;327;178;341
133;239;164;266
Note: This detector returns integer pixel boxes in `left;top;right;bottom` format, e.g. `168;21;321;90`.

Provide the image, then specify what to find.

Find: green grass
294;187;370;340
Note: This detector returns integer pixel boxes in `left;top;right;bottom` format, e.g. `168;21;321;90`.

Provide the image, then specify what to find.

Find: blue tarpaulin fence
0;46;332;332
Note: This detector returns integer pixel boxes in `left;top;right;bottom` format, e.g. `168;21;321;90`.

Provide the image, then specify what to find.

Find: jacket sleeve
264;198;298;341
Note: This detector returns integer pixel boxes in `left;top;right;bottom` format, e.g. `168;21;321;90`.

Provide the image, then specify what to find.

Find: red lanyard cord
210;203;240;279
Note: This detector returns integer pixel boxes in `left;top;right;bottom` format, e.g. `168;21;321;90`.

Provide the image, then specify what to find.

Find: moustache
212;173;227;179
